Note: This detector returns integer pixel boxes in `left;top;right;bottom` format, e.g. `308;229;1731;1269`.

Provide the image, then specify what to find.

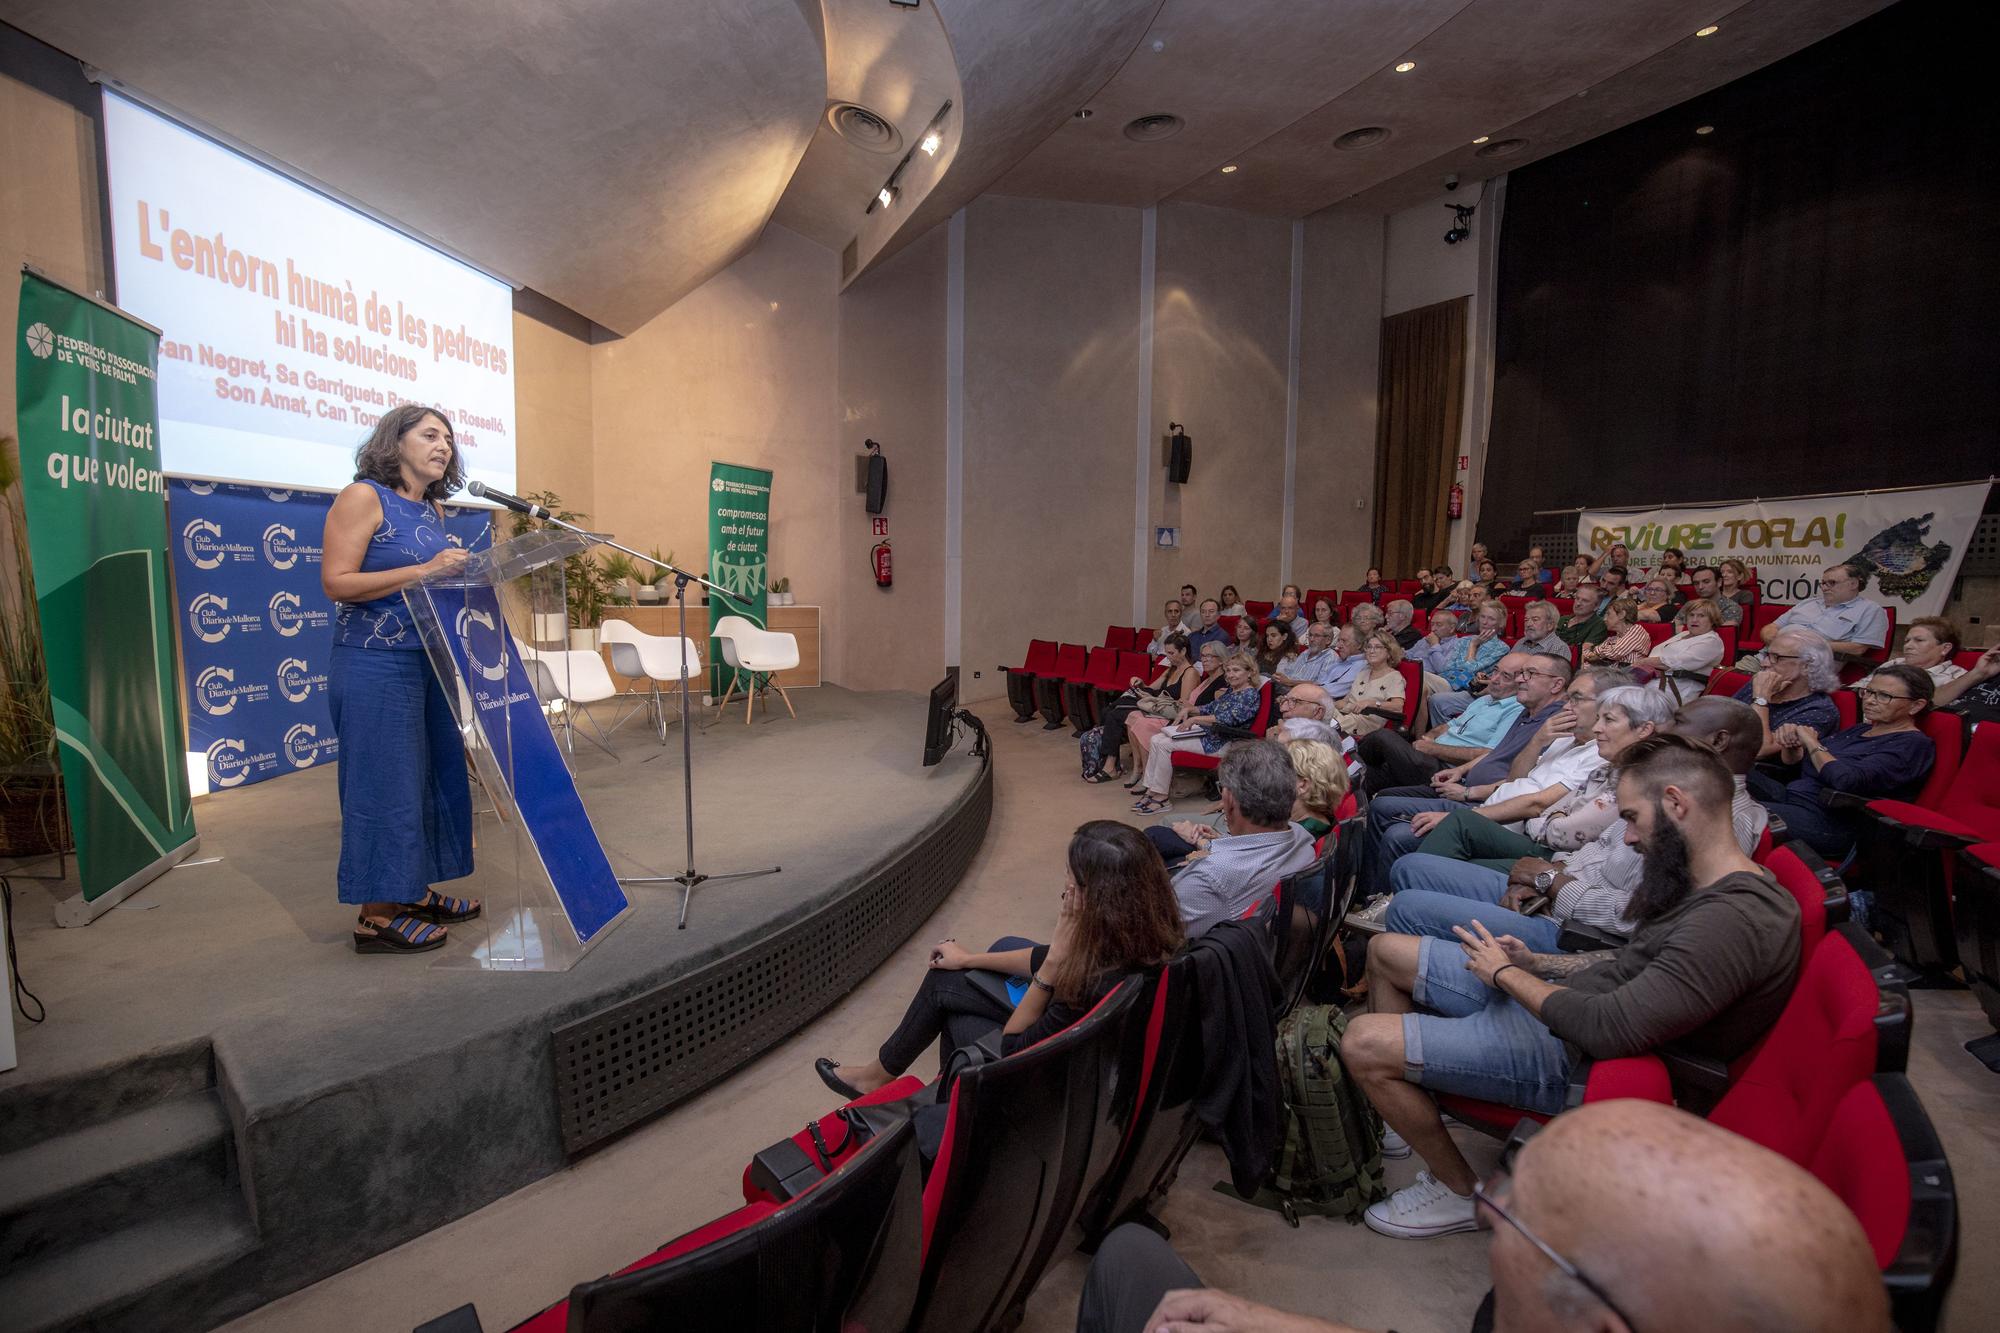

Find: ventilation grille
1333;126;1390;151
828;102;903;154
1475;137;1529;158
552;762;994;1154
1123;114;1184;142
1530;531;1581;566
1964;514;2000;577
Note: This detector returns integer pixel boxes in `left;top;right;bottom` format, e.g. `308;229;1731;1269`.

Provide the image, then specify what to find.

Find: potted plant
0;436;70;857
639;547;676;603
599;551;638;606
770;576;794;606
507;490;607;650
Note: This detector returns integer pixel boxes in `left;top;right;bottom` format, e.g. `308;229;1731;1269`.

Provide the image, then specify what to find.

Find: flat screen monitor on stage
923;673;959;767
100;91;518;497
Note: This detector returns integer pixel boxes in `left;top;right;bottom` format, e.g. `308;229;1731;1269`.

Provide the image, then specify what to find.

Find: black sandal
1082;769;1119;784
408;890;481;924
354;913;448;954
815;1058;862;1099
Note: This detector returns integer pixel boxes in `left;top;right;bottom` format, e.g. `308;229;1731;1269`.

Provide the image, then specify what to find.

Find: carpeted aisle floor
218;696;2000;1333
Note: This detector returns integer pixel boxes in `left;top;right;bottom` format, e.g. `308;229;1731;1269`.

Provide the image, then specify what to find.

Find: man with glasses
1341;740;1798;1239
1273;622;1342;691
1735;627;1841;758
1762;563;1889;658
1077;1099;1888;1333
1352;652;1529;795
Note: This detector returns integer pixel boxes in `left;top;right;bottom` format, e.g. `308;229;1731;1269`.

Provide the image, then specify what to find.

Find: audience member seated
1525;545;1554;583
1333;631;1408;739
1935;643;2000;725
1405;607;1461;676
1274;621;1341;691
1127;642;1228;783
1355;654;1527;795
1308;595;1338;634
1076;1100;1891;1333
1655;546;1691;587
1636;597;1726;702
1080;632;1194;784
1469;541;1491;569
1274;591;1310;643
1735;627;1842;757
1383;598;1422;650
1155;740;1318;933
1347;602;1387;641
1384;689;1730;956
1359;567;1392;604
1513;600;1565;659
1597;566;1630;599
1586;541;1630;575
814;820;1182;1098
1351;655;1570;889
1677;564;1742;627
1556;583;1608;647
1273;681;1335;734
1858;615;1966;690
1145;599;1191;654
1216;584;1247;619
1760;563;1889;659
1149;734;1347;862
1718;558;1755;609
1253;619;1292;678
1232;613;1261;658
1343;740;1801;1238
1749;663;1936;860
1429;602;1555;727
1319;625;1370;700
1178;583;1199;615
1183;597;1229;655
1508;557;1542;591
1131;651;1264;814
1472;558;1505;594
1432;603;1510;699
1411;566;1456;612
1633;577;1678;623
1581;597;1648;667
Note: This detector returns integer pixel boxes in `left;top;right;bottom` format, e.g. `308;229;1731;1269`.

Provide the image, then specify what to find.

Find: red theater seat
1170;682;1273;777
1002;639;1058;722
1858;717;1994;973
1245;599;1276;622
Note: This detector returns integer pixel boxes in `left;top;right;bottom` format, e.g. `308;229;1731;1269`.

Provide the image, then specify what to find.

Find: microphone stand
519;508;780;929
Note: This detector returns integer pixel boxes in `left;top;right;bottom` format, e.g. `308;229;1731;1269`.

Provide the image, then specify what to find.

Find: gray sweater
1540;870;1799;1069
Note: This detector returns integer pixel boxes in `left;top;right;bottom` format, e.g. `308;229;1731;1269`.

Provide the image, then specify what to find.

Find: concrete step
0;1195;258;1333
0;1037;215;1151
0;1091;233;1268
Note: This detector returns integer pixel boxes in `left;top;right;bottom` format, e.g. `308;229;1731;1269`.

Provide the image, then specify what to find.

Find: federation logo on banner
267;590;329;637
182;516;254;570
282;722;336;768
276;656;327;703
189;592;260;643
261;522;320;569
194;664;270;716
25;321;54;358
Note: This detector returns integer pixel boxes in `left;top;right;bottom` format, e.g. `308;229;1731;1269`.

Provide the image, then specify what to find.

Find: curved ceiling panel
6;0;827;335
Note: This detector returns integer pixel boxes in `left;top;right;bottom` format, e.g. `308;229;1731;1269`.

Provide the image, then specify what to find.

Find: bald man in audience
1076;1099;1888;1333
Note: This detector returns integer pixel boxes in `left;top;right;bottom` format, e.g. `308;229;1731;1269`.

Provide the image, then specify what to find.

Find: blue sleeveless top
332;480;450;651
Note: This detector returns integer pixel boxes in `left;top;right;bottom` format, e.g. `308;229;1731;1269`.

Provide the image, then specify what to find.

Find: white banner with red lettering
1578;481;1990;616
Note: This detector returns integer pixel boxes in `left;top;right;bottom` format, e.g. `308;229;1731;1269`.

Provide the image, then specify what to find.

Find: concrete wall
1295;206;1385;589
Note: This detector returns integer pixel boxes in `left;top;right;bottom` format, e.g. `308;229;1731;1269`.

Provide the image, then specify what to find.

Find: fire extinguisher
872;538;893;588
1447;482;1464;520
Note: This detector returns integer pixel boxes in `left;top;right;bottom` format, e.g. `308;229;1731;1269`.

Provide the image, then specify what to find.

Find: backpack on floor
1222;1002;1385;1225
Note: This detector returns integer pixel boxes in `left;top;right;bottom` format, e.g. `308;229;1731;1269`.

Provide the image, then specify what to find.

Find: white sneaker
1344;894;1393;934
1363;1171;1479;1239
1379;1127;1412;1159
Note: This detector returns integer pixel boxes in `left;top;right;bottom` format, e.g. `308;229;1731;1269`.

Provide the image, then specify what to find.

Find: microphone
466;480;549;519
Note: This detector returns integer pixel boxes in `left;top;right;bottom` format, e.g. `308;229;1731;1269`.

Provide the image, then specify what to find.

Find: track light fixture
864;98;953;216
1443;202;1477;245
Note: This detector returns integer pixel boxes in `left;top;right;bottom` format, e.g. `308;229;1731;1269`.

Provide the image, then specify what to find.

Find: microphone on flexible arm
466;479;550;519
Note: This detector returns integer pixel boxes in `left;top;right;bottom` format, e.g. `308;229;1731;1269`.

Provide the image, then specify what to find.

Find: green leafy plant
599;551;637;604
646;547;677;586
507;489;606;629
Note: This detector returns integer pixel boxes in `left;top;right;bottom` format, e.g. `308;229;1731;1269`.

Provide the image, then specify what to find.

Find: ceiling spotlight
1471;136;1489;145
1074;108;1093;120
1443;201;1477;246
1695;124;1714;135
919;130;942;155
1695;24;1719;37
1220;164;1238;174
877;185;896;208
1394;60;1417;73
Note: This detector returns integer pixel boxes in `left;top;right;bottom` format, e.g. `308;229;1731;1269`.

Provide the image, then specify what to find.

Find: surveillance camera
1444;173;1459;191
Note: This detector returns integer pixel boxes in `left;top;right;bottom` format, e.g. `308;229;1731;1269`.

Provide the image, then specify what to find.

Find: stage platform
0;686;992;1333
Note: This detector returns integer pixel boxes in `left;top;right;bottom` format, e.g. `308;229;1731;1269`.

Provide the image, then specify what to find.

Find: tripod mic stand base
618;865;782;929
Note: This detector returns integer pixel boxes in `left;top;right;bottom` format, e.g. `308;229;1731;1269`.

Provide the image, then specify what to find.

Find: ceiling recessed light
1123;113;1185;142
1394;60;1417;73
1472;136;1489;145
1695;24;1719;37
1695;124;1715;135
1334;126;1391;151
1074;108;1093;120
877;186;896;208
1220;164;1238;174
919;130;942;156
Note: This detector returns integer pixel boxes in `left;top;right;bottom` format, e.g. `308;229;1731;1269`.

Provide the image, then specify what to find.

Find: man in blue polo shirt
1183;597;1230;656
1354;652;1529;794
1762;564;1888;659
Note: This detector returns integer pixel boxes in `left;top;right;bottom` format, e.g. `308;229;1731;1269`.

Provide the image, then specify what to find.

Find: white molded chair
711;615;800;724
600;619;703;742
518;643;621;757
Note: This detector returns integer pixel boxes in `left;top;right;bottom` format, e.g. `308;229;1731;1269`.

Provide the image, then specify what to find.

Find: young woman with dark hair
814;821;1185;1096
1255;619;1293;678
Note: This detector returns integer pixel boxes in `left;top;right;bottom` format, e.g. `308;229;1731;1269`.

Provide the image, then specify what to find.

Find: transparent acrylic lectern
403;530;631;971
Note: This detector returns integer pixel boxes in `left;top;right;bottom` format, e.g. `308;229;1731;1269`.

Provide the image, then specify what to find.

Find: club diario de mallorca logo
283;723;337;769
276;656;327;703
194;665;270;716
182;517;254;570
262;522;320;570
267;591;330;637
205;737;253;788
455;605;509;682
25;322;54;358
188;592;260;644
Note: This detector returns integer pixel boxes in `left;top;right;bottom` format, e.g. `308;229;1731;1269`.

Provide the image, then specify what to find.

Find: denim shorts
1401;935;1571;1115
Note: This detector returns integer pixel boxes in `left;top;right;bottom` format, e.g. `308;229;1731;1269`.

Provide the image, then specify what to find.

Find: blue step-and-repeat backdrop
167;479;490;790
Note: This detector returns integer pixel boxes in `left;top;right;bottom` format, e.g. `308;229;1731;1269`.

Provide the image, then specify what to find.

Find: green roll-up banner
15;268;197;920
706;460;772;696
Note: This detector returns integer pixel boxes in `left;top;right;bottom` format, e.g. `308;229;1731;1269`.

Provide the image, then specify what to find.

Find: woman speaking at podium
321;405;482;954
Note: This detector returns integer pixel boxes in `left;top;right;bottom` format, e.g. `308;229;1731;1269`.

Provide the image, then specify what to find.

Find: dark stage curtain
1480;0;2000;555
1373;297;1466;577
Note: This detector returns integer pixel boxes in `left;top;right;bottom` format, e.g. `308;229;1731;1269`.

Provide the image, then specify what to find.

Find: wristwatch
1533;869;1558;895
1030;972;1055;992
1752;696;1770;707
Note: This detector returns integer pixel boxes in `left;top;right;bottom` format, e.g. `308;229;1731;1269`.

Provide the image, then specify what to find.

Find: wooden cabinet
598;604;822;693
